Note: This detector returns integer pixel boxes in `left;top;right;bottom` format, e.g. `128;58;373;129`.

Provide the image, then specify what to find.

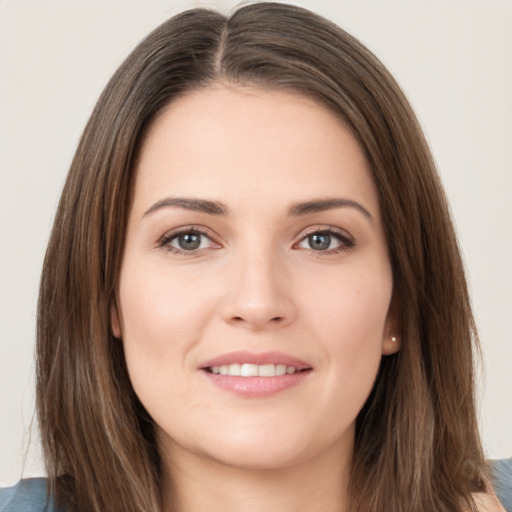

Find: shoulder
489;459;512;512
0;479;59;512
469;459;512;512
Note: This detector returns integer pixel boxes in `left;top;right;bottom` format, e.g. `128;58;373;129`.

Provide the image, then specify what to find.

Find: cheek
306;303;386;440
117;266;207;418
117;259;231;420
301;263;392;398
304;263;392;346
118;260;218;359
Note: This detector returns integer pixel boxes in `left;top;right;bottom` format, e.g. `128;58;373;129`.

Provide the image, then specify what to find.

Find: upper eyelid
295;225;353;241
157;225;220;246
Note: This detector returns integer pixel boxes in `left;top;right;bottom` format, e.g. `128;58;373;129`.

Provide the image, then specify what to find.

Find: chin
187;421;349;473
203;441;315;471
158;421;317;472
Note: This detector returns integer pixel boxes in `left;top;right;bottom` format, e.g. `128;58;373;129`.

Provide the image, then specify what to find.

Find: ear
111;302;122;339
382;290;401;356
382;333;400;355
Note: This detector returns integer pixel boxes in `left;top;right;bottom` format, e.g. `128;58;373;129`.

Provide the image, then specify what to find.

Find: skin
472;492;506;512
111;85;501;512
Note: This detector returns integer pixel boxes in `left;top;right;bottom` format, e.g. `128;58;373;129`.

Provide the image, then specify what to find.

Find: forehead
132;85;380;217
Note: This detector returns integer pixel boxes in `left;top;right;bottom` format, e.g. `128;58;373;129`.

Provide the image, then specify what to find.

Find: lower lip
201;370;312;397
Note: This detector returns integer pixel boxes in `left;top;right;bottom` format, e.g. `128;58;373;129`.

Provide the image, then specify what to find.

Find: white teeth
276;364;287;376
209;363;299;377
228;363;241;375
258;364;275;377
241;363;259;376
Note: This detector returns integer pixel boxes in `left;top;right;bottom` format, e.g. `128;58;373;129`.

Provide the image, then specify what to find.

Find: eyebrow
143;197;229;218
287;198;372;220
143;196;372;220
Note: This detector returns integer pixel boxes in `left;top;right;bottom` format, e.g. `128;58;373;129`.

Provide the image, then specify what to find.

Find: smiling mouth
204;363;311;377
199;351;313;396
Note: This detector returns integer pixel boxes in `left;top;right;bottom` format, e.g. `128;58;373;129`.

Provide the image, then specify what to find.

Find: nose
220;247;296;331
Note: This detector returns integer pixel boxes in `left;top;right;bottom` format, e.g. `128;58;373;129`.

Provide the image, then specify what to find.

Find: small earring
391;336;397;343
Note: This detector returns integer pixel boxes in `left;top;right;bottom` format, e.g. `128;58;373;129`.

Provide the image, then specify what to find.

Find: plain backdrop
1;0;511;485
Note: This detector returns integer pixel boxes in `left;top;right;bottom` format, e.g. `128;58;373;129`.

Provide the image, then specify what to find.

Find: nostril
230;315;285;326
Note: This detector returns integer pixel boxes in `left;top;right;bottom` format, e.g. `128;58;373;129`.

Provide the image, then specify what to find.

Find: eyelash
294;226;355;255
157;225;355;256
157;225;218;256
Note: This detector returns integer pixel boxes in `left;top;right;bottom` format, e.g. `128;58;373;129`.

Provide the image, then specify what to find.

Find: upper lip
199;351;312;371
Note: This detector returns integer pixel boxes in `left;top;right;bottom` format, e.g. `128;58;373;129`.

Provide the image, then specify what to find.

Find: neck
160;441;352;512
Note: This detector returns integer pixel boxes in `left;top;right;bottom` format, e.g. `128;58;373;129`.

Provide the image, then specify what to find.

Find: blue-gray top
1;459;511;511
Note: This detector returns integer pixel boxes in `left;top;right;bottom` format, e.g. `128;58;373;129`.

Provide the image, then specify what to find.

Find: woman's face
112;86;398;473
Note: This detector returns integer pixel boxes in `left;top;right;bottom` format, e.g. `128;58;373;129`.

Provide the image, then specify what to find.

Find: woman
0;3;508;511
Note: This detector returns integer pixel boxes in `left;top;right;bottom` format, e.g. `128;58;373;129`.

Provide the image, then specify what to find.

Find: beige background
1;0;511;485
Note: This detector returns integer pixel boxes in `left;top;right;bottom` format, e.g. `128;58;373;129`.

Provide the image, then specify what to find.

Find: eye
159;228;218;255
296;228;354;253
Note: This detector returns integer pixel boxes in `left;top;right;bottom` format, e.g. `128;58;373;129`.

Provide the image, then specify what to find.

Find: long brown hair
37;3;486;511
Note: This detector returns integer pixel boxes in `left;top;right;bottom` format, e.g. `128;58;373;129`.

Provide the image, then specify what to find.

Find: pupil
179;233;201;250
309;233;330;250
